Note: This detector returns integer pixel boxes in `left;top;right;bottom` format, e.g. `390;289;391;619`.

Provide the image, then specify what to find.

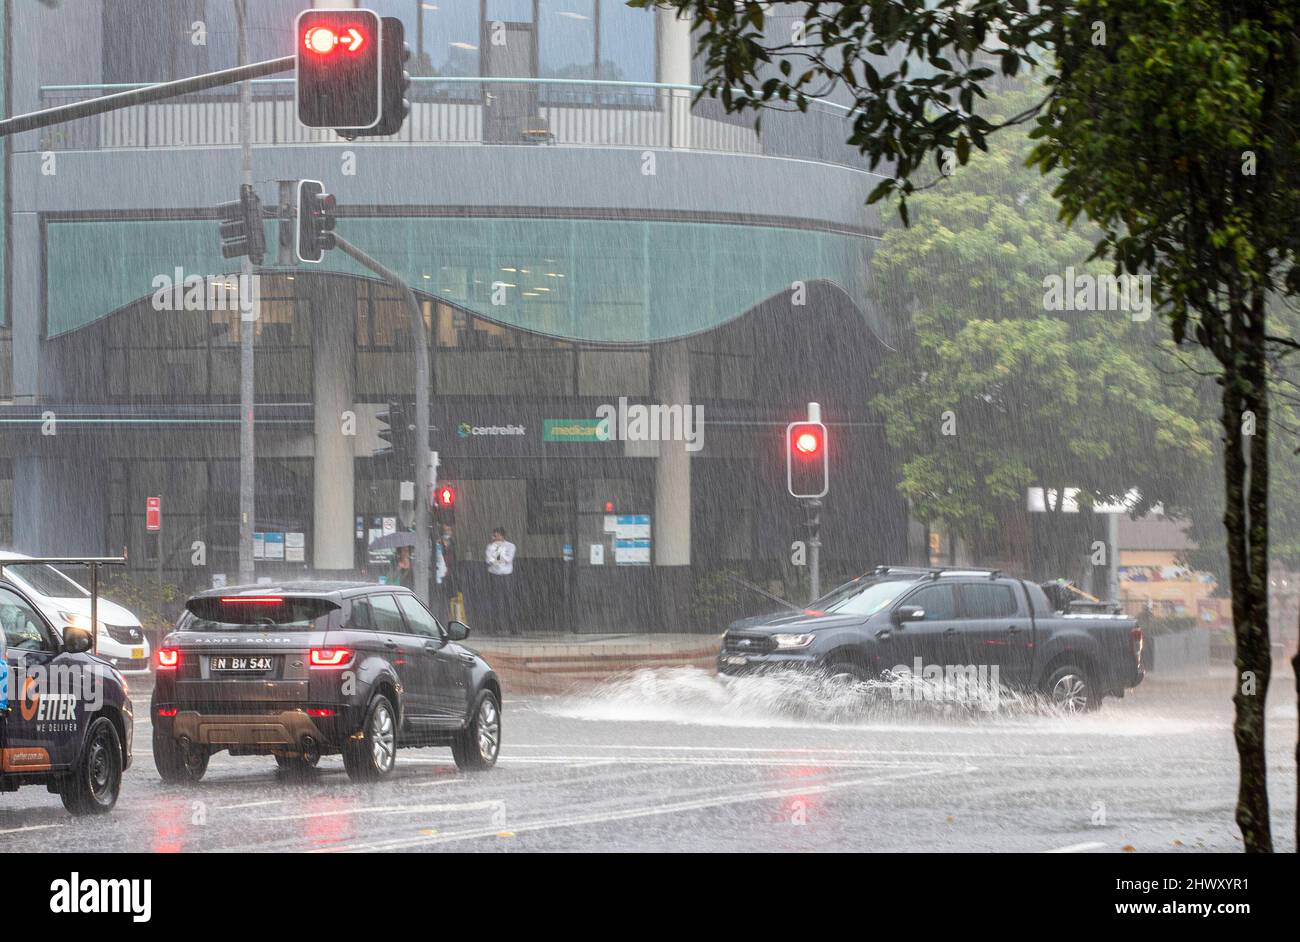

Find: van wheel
153;731;210;783
343;695;397;782
61;717;123;815
1045;664;1101;713
452;689;501;771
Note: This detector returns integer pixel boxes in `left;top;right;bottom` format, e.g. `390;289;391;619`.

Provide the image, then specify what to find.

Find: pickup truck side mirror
446;620;471;642
62;626;94;654
892;605;926;625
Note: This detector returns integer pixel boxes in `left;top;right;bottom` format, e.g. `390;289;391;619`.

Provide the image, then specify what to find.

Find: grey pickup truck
718;566;1145;711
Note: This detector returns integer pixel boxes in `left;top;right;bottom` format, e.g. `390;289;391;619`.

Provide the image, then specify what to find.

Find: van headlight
58;611;106;635
772;633;816;650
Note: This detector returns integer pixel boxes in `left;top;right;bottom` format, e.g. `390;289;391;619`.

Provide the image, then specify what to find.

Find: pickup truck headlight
772;633;816;650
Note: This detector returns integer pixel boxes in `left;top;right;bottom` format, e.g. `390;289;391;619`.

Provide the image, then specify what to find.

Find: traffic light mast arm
332;232;432;607
0;56;294;138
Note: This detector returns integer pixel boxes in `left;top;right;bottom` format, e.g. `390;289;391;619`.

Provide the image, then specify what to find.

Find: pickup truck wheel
824;662;869;687
60;717;122;815
343;695;397;782
153;731;210;784
1046;665;1101;713
452;689;501;771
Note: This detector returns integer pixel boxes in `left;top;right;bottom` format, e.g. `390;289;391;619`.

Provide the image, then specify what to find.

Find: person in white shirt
484;527;519;634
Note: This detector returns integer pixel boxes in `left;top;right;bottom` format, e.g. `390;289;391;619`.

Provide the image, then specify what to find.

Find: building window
539;0;595;104
598;0;656;99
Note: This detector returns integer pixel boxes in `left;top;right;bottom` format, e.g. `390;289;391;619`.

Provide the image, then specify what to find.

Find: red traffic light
295;9;382;131
436;485;456;509
794;429;822;456
786;421;828;498
302;24;368;55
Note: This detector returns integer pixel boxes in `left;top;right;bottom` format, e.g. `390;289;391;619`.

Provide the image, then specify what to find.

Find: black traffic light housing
296;179;337;264
786;421;828;499
217;183;265;265
295;8;383;131
350;17;411;138
376;399;415;465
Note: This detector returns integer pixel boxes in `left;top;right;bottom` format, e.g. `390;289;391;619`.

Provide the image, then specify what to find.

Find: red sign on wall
146;497;161;532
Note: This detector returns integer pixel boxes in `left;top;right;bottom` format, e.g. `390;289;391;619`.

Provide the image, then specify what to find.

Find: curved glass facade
46;216;878;343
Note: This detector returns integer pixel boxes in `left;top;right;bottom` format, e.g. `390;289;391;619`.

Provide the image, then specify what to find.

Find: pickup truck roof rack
872;565;1003;581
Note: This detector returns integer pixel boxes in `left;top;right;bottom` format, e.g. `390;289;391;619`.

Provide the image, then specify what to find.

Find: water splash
541;667;1221;736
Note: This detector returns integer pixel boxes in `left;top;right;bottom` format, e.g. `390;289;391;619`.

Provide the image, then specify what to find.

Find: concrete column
13;451;108;555
308;277;356;572
653;341;692;627
657;7;693;149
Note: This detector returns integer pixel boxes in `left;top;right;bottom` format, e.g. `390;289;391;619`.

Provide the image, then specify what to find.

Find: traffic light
217;184;265;264
376;400;414;465
434;484;455;510
786;421;828;498
296;179;337;264
295;8;383;131
351;17;411;138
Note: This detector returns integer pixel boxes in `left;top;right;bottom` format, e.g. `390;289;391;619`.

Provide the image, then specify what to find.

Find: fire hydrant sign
146;496;161;532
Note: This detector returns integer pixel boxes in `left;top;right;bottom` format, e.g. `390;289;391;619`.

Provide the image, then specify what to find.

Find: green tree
635;0;1300;851
868;87;1212;582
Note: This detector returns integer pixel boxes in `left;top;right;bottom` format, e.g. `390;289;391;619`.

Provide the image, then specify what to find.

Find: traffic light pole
332;234;431;607
236;0;257;583
804;498;822;603
0;56;294;139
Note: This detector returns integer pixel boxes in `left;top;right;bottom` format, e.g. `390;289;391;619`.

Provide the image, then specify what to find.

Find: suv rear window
184;596;338;631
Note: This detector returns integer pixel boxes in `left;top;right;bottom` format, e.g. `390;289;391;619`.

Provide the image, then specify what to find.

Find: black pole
0;56;295;138
332;233;432;608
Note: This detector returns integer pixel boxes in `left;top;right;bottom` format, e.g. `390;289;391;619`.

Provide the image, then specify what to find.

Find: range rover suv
151;582;501;782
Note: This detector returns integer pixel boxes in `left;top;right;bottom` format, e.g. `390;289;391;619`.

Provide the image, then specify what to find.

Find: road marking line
1044;841;1107;854
329;766;972;852
264;800;500;821
495;755;958;768
215;799;284;811
504;744;1078;760
0;823;64;835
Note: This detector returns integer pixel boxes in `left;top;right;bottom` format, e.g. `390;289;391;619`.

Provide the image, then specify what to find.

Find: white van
0;551;150;673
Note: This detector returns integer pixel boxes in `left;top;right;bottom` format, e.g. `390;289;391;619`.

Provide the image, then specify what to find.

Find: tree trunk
1224;300;1274;853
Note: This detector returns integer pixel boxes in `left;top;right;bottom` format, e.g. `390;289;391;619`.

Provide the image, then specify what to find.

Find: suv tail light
156;647;180;670
1130;627;1145;665
309;647;354;669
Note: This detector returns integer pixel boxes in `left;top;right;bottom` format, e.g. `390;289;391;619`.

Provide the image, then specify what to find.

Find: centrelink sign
457;421;526;439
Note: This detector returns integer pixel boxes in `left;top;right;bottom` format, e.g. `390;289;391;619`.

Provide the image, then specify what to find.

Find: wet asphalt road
0;668;1294;852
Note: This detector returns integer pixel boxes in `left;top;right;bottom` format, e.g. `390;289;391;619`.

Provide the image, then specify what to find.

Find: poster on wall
614;538;651;566
286;532;306;563
614;515;651;539
264;532;285;560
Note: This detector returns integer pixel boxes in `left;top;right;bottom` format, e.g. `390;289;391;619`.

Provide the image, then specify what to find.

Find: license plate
723;655;749;667
210;655;274;672
131;647;144;659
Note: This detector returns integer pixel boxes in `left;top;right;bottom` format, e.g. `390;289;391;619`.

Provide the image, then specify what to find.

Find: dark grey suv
151;582;501;782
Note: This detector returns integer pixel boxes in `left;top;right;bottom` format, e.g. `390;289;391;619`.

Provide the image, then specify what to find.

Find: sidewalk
467;632;722;696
